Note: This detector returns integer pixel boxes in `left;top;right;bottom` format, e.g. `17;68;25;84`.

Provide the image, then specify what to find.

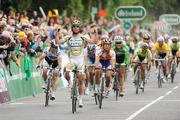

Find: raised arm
82;33;98;44
54;30;68;45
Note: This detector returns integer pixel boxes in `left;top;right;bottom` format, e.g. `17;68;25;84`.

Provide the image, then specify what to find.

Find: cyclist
37;40;61;100
138;32;154;74
153;36;170;82
55;18;97;107
138;32;154;51
84;44;96;95
132;42;152;89
95;34;115;97
113;35;129;96
168;36;180;72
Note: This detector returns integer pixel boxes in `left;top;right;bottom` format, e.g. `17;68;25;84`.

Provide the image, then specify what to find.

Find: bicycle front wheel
72;79;77;113
45;78;51;107
158;66;162;88
99;77;104;109
135;70;140;94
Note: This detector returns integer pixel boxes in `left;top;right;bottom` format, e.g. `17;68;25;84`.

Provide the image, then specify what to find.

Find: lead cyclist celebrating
55;18;97;108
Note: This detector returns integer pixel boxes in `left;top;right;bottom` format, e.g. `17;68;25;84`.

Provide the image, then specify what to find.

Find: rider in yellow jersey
153;36;170;82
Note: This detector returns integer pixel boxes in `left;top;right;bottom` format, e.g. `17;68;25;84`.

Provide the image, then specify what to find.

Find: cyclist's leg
140;64;146;82
77;64;85;107
119;65;126;95
41;60;49;88
64;63;74;87
104;61;113;94
105;69;112;89
95;63;102;92
88;66;94;91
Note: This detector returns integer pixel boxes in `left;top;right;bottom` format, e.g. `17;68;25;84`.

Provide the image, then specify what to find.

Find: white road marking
10;102;24;105
165;91;172;95
126;96;164;120
126;85;179;120
173;86;178;90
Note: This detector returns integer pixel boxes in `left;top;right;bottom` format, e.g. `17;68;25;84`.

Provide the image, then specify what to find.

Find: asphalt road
0;68;180;120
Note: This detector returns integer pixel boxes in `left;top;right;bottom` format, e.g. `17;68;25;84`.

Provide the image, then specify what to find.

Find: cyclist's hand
36;65;40;70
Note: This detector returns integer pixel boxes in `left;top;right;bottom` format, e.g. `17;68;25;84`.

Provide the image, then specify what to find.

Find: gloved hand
36;64;40;70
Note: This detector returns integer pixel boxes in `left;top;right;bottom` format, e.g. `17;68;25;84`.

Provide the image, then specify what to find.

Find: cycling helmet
71;19;81;26
141;42;149;50
114;35;124;43
143;32;151;40
164;34;170;40
171;36;178;42
157;36;164;42
100;35;111;44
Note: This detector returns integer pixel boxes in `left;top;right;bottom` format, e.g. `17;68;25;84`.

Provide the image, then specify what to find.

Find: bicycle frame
40;65;59;107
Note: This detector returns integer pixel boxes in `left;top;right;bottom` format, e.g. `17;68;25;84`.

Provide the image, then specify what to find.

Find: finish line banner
0;68;10;103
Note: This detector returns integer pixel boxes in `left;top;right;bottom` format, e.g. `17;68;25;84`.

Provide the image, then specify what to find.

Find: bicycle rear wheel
45;78;51;107
72;79;77;113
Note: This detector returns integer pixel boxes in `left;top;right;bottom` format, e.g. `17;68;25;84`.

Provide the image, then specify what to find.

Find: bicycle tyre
99;77;104;109
115;74;119;101
135;70;140;94
158;66;162;88
45;78;51;107
72;78;77;113
94;93;98;105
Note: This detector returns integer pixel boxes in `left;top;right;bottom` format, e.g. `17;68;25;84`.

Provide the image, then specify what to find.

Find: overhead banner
0;68;10;103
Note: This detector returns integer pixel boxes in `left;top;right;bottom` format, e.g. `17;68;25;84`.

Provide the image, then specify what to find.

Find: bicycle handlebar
39;65;61;71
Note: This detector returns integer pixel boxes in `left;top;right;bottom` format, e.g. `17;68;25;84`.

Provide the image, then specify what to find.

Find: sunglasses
115;42;122;44
172;41;177;43
144;38;150;40
72;25;80;28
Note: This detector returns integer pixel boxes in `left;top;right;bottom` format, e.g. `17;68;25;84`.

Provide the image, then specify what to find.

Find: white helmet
114;35;124;43
164;34;170;40
157;36;164;42
100;35;112;44
143;32;151;39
